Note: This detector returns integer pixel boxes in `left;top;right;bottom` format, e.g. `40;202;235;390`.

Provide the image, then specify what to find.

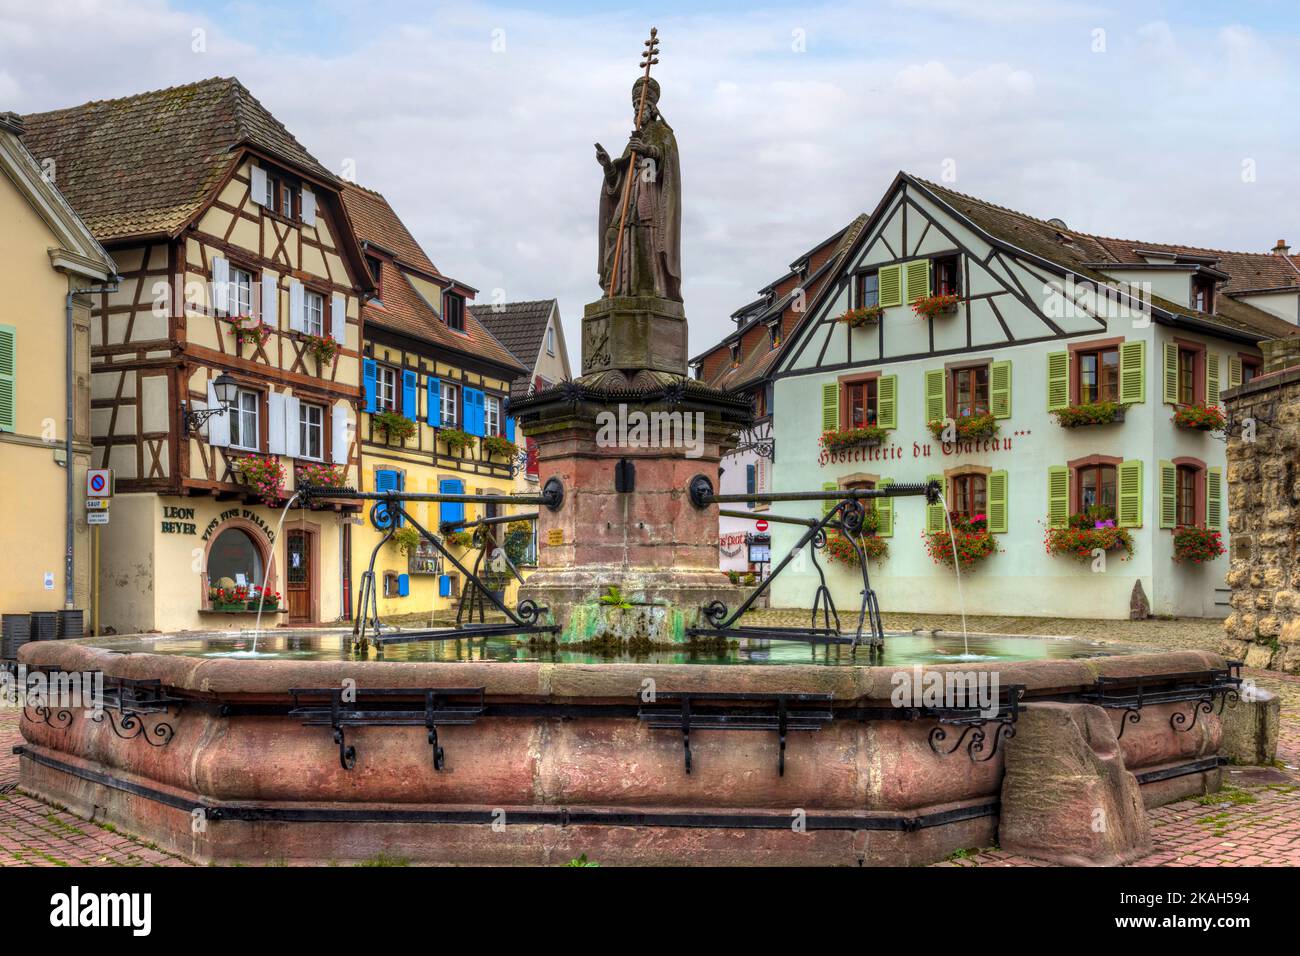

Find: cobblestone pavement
2;614;1296;867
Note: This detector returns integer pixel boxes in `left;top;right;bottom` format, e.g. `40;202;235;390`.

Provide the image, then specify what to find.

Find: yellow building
340;184;528;621
21;79;374;633
0;112;116;630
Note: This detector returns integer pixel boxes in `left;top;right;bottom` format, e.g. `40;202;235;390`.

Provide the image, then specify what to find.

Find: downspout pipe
64;280;118;610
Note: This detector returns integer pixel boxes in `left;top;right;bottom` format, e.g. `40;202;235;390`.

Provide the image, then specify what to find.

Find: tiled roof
910;176;1299;342
1084;235;1300;295
21;77;336;242
339;182;441;278
468;299;555;368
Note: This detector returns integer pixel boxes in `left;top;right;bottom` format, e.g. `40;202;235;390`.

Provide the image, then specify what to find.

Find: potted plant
372;410;416;444
233;454;285;505
295;462;347;489
911;293;960;318
246;586;281;612
1172;403;1226;432
927;412;999;442
825;530;889;565
838;305;884;328
438;427;477;455
819;425;890;453
391;525;423;556
1044;509;1135;562
504;520;532;565
1052;401;1128;428
444;530;474;548
922;513;997;570
209;584;251;611
225;314;272;351
1172;526;1226;563
482;434;520;460
302;332;339;372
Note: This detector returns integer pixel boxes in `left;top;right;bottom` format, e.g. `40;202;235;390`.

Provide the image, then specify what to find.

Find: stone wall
1221;336;1300;673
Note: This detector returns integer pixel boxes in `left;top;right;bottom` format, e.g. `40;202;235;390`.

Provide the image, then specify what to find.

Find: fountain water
936;491;974;659
247;491;299;652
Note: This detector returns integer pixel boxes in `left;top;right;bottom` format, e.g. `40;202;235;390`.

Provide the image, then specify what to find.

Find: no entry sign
86;469;113;498
754;519;769;532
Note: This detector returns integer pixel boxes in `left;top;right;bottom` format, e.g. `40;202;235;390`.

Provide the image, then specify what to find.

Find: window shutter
250;165;267;206
1117;460;1143;528
0;325;15;432
439;575;451;597
289;279;306;333
905;259;931;303
439;478;465;526
1228;356;1242;390
1044;465;1070;529
397;573;410;597
1162;341;1179;404
261;274;278;326
374;468;399;528
1206;353;1220;404
925;474;946;533
301;188;316;226
877;374;897;429
362;358;377;414
924;369;946;424
426;377;442;426
1159;460;1177;528
1046;351;1070;411
822;481;838;518
1206;467;1223;530
875;478;894;538
212;255;230;316
990;360;1012;419
987;470;1008;533
284;395;301;458
1119;340;1146;404
206;379;229;447
330;401;350;465
505;415;515;441
821;382;839;432
878;264;903;307
330;293;346;342
267;391;287;455
402;370;418;420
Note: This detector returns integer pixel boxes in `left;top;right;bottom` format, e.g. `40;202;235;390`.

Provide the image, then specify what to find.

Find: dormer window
768;321;781;349
730;343;740;367
1192;274;1215;313
443;292;465;332
933;254;961;296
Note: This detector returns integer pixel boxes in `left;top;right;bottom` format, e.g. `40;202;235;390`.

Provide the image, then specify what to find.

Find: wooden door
286;529;314;623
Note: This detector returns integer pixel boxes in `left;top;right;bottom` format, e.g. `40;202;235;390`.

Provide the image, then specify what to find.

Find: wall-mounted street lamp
182;372;238;435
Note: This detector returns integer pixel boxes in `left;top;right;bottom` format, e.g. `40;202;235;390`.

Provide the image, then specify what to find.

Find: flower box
1044;522;1134;562
922;514;997;570
438;427;476;454
226;315;271;350
1052;402;1127;429
927;413;998;442
295;462;347;489
911;294;960;319
838;305;884;328
819;425;889;453
232;455;284;505
373;410;416;444
482;434;520;459
1172;525;1226;563
825;532;888;565
1172;403;1226;432
302;333;339;371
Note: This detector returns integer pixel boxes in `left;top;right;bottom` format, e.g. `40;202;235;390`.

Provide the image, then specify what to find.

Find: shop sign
161;505;197;535
201;508;278;544
818;435;1018;468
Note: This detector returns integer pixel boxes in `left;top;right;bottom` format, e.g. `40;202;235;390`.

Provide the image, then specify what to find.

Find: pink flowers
233;454;284;505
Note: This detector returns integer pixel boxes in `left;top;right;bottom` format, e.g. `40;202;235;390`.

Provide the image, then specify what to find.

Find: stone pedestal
1219;690;1280;765
581;295;688;378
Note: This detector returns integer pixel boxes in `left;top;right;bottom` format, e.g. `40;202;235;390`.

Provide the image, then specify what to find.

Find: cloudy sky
2;0;1297;359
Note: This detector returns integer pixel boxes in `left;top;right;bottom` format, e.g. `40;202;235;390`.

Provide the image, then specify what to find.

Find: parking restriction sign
87;469;113;498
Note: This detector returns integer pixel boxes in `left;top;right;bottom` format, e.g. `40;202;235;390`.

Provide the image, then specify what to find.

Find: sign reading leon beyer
86;468;113;498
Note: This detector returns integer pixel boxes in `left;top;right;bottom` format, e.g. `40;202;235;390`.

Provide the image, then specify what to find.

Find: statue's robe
598;115;682;301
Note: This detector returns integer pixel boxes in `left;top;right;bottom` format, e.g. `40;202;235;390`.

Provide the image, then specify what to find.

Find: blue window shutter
439;477;464;526
397;573;410;597
375;468;398;527
465;388;485;436
439;574;451;597
427;377;441;427
746;464;756;495
362;359;377;414
396;471;406;526
505;415;515;441
402;370;418;419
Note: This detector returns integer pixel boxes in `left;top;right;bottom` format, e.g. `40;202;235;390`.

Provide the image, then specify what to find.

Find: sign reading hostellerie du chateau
818;435;1020;468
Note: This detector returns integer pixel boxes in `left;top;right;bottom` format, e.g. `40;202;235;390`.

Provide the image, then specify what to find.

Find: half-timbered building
765;172;1298;619
21;78;374;633
340;183;527;618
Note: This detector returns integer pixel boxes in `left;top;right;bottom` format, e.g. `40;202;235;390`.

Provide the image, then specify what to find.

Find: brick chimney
1272;239;1291;256
0;112;25;137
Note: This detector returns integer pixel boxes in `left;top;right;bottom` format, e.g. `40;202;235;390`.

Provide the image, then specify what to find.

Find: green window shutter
0;325;14;432
924;369;946;424
987;470;1008;533
823;481;839;518
925;474;946;533
990;360;1012;419
1046;350;1070;411
1228;356;1242;390
1162;341;1179;404
904;260;931;303
1117;460;1144;528
821;381;839;432
878;265;903;307
875;478;894;537
1047;465;1070;529
877;374;898;429
1206;353;1220;404
1159;461;1177;528
1206;467;1223;530
1119;340;1146;404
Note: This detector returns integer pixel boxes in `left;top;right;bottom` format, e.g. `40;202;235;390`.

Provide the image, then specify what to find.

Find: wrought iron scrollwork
24;703;74;730
90;709;176;747
1170;697;1215;733
928;720;1016;763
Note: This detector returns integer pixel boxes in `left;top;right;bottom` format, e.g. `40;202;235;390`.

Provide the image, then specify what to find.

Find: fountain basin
14;633;1226;866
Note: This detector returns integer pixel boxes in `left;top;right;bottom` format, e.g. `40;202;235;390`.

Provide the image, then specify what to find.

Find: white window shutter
250;165;267;206
331;401;350;465
267;391;287;455
261;274;278;327
284;395;302;458
289;279;306;332
206;380;230;447
212;255;230;316
301;188;316;226
331;293;346;342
